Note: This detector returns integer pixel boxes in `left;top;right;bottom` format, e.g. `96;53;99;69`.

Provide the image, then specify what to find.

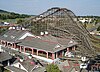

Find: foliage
96;19;100;23
30;22;47;35
0;66;10;72
46;64;61;72
77;16;100;18
0;66;4;72
0;67;2;72
16;19;25;24
97;26;100;31
0;28;7;34
4;69;10;72
0;9;30;20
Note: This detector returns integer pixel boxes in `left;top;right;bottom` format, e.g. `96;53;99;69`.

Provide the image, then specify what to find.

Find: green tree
46;64;61;72
16;19;25;24
97;26;100;31
0;11;30;20
30;22;47;35
0;28;7;34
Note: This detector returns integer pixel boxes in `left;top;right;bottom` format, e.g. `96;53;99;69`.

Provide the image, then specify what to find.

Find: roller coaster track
18;7;96;56
18;7;61;28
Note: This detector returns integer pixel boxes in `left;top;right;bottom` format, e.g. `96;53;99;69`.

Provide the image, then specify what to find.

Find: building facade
0;30;77;63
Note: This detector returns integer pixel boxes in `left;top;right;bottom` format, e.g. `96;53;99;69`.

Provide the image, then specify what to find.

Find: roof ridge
25;36;58;44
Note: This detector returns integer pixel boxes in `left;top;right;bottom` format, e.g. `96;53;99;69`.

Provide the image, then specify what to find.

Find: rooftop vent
69;40;73;44
40;32;44;36
55;44;61;49
45;31;49;35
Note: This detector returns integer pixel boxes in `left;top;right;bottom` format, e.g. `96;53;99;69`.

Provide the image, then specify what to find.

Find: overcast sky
0;0;100;16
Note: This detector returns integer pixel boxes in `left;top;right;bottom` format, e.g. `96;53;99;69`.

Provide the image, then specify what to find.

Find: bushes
46;64;61;72
0;12;30;20
97;26;100;31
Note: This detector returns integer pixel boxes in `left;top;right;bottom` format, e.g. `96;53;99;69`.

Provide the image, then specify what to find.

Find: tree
0;28;7;34
46;64;61;72
97;26;100;31
0;11;30;20
16;19;25;24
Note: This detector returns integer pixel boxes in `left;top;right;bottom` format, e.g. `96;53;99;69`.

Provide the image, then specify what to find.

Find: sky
0;0;100;16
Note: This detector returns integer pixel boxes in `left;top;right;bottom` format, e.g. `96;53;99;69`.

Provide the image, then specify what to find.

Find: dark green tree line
0;13;30;20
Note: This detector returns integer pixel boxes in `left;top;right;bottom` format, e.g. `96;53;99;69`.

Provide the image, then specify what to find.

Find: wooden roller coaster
16;7;99;56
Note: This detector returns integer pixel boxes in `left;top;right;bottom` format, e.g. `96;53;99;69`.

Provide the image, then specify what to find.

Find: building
78;17;93;24
0;52;12;66
16;34;77;62
0;22;16;28
5;58;45;72
0;29;35;49
0;30;77;63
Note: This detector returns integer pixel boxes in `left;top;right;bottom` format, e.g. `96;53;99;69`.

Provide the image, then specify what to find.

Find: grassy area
90;35;100;52
0;18;25;24
4;69;10;72
92;43;100;52
0;19;16;23
86;23;95;29
94;35;100;39
0;66;10;72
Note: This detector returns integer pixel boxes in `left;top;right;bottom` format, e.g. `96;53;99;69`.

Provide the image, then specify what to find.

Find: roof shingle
0;30;28;42
18;35;77;53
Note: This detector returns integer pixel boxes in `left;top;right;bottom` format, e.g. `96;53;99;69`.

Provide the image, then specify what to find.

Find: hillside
0;9;31;20
0;10;9;13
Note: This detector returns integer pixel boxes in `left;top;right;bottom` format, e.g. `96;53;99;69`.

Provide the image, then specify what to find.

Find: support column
1;40;3;45
6;42;8;47
37;50;38;56
62;51;64;57
4;41;6;47
0;40;1;44
24;47;26;53
0;40;2;45
52;53;55;60
32;49;34;55
14;43;16;48
12;43;14;48
67;48;69;52
56;52;58;58
46;52;48;58
20;46;22;52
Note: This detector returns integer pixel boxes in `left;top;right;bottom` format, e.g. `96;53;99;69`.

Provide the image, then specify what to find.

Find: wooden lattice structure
18;7;96;56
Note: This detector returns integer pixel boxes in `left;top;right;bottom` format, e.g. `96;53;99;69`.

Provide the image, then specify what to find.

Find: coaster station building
0;29;77;63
